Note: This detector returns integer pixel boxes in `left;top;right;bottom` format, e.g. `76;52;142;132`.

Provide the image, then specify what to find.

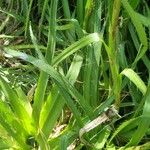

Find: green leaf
32;0;58;127
4;49;87;126
0;139;11;149
122;0;148;65
0;76;34;133
0;99;29;149
40;54;83;138
15;87;32;116
29;24;45;61
121;68;147;95
127;86;150;146
136;13;150;27
92;128;111;150
40;85;65;138
52;33;100;66
108;117;142;144
0;9;25;22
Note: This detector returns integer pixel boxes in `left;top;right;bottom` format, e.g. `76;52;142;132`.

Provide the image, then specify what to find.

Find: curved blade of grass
122;0;148;66
136;13;150;27
93;128;111;150
94;95;115;116
121;68;147;95
126;86;150;146
0;9;25;22
52;33;100;66
128;22;150;72
4;49;93;125
108;116;142;144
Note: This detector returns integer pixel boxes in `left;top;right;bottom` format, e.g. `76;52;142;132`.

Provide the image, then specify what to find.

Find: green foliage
0;0;150;149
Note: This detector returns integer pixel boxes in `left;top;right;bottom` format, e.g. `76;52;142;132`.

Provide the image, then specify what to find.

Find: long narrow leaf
126;86;150;146
122;0;148;65
4;49;89;125
52;33;100;66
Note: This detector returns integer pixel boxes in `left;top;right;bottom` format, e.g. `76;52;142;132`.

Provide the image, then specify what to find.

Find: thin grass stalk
61;0;75;43
108;0;121;109
77;0;84;26
24;0;33;37
61;0;71;18
32;0;58;126
38;0;48;38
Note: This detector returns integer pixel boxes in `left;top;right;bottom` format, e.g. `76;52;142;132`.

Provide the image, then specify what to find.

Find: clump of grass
0;0;150;149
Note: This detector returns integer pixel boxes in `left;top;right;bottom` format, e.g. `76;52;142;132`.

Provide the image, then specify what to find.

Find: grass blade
121;68;147;95
4;49;87;125
0;76;33;133
0;100;29;149
126;86;150;146
122;0;148;65
32;0;58;126
52;33;100;66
